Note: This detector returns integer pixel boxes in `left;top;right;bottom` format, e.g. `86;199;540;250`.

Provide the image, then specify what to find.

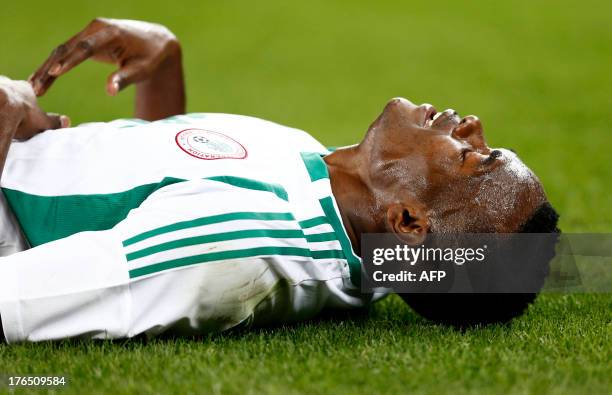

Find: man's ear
386;203;429;245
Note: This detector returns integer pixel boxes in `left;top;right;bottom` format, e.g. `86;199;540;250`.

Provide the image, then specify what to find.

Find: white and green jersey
0;113;387;343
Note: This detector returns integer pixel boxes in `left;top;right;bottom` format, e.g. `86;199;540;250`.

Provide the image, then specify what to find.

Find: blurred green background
0;2;610;394
1;0;610;232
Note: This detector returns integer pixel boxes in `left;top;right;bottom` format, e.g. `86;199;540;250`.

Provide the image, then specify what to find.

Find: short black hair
400;202;560;327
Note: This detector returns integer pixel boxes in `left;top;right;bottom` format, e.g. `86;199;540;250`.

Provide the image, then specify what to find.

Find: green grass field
0;0;610;394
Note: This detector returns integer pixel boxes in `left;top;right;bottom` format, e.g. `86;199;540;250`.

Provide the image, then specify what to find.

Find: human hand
0;76;69;140
29;18;181;97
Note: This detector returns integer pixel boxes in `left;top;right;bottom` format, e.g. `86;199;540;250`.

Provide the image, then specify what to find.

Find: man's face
364;98;546;233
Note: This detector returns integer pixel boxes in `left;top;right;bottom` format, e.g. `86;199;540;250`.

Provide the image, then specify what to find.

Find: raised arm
0;77;69;178
29;18;185;121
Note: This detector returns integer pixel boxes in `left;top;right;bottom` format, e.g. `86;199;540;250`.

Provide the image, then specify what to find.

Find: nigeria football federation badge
175;129;248;160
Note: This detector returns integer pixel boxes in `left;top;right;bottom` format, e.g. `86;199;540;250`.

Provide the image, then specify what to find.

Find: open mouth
425;109;461;127
425;111;444;128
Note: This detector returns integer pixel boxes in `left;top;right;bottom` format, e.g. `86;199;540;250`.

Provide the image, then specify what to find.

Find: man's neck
323;145;380;257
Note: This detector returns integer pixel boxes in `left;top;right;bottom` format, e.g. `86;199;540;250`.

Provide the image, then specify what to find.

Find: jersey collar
300;152;362;287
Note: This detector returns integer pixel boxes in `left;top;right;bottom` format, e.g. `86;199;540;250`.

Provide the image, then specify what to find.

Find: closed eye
460;148;472;162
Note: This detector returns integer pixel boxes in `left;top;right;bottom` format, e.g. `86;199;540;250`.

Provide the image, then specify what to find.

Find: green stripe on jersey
123;211;295;247
298;216;329;228
319;196;362;286
126;228;305;261
3;175;290;247
311;249;344;259
304;232;337;243
300;152;329;182
129;246;312;278
2;177;184;247
205;176;288;201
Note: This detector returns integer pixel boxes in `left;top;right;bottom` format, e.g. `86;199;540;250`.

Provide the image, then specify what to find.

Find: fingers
29;43;71;96
56;113;72;128
47;40;95;77
30;25;117;97
28;110;67;131
49;27;119;78
15;108;70;140
106;60;149;96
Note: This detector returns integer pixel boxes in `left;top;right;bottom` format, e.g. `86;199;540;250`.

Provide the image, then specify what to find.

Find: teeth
424;111;438;127
432;112;443;121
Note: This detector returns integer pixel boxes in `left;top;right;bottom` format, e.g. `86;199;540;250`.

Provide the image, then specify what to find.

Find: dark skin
0;18;184;176
29;18;185;120
325;99;546;255
0;18;547;253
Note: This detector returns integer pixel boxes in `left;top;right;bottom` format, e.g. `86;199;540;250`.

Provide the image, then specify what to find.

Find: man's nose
452;115;483;138
451;115;489;150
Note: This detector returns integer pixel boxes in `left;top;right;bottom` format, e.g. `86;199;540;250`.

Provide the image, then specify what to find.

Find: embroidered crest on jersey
175;129;248;160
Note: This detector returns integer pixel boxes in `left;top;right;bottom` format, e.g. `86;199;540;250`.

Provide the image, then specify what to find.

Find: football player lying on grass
0;18;559;343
